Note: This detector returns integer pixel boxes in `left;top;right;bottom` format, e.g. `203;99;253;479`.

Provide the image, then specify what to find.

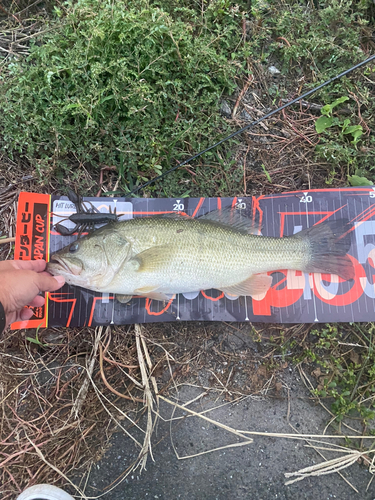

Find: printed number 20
173;202;185;211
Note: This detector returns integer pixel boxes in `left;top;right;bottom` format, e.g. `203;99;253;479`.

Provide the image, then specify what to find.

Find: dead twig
232;75;254;118
135;323;156;470
0;236;15;244
71;326;102;418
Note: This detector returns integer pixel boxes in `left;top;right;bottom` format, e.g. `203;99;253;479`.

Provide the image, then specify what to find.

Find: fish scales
47;214;354;300
108;217;307;292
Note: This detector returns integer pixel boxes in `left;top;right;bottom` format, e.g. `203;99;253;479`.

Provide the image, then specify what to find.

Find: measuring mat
11;188;375;329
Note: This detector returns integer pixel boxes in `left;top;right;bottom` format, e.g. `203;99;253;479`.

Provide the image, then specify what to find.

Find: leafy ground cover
1;0;248;195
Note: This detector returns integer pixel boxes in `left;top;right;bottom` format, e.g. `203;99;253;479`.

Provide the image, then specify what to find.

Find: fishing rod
126;54;375;195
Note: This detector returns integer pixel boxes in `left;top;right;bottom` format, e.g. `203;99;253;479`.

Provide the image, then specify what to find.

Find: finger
0;260;18;271
20;307;35;321
35;273;65;293
40;271;55;278
10;260;47;273
5;311;17;327
28;296;45;308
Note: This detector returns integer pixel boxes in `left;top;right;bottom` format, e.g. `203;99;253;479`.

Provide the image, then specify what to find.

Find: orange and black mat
12;188;375;329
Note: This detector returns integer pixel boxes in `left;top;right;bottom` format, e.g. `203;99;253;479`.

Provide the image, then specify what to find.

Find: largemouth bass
47;211;354;301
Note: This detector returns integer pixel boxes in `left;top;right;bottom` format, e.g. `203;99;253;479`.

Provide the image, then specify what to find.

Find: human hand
0;260;65;329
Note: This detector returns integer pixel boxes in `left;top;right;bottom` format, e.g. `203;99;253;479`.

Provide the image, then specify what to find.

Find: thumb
35;273;65;293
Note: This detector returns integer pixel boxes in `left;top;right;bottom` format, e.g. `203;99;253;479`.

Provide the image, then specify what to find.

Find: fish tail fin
296;219;355;280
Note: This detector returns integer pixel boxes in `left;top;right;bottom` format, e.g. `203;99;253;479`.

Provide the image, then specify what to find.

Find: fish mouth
47;255;82;276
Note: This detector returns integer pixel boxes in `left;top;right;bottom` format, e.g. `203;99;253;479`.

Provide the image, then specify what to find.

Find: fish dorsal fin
220;273;272;297
198;207;258;234
134;245;172;272
116;294;133;304
134;286;172;301
153;212;187;220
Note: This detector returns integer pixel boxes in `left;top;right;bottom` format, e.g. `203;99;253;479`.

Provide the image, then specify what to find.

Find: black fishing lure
54;189;118;236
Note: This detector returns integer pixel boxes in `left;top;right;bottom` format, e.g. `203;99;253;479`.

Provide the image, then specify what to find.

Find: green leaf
348;175;373;187
315;115;333;133
320;104;332;117
261;163;272;183
26;336;45;346
330;96;349;109
341;118;351;131
351;130;363;144
100;95;115;104
343;125;362;135
63;103;81;111
321;96;349;117
0;0;244;197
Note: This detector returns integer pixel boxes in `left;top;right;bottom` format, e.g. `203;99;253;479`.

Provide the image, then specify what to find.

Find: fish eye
69;242;80;253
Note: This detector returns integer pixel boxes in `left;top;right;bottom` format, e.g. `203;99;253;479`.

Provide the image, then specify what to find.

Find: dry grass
0;316;284;497
232;101;344;198
1;305;375;496
0;324;152;498
0;0;53;64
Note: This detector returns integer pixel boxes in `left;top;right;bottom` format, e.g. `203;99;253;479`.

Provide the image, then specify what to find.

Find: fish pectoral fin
135;286;173;302
220;273;272;297
116;294;133;304
134;245;173;272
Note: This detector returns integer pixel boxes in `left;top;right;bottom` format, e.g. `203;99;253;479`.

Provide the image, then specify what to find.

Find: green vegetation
308;324;375;423
1;0;374;195
26;329;47;347
313;95;372;186
0;0;249;195
251;0;370;77
270;323;375;425
248;0;375;186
